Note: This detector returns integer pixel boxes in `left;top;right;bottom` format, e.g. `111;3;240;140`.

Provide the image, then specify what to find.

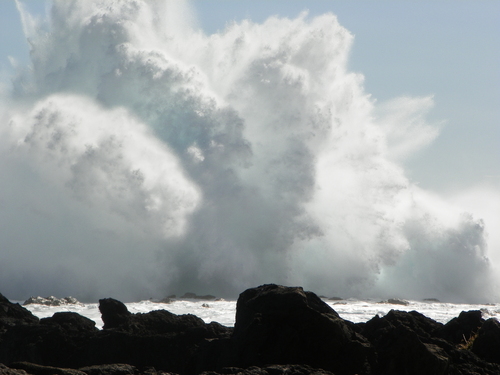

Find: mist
0;0;497;303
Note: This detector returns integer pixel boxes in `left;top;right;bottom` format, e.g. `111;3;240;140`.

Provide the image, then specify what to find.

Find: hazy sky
1;0;498;194
0;1;498;302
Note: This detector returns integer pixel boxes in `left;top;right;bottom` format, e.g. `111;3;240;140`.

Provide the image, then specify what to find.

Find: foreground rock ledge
1;285;500;375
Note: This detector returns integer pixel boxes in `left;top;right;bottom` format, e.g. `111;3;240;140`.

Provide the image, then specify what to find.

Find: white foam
24;299;500;330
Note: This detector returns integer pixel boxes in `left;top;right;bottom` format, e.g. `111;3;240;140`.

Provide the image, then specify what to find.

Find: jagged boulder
360;309;500;375
0;293;39;333
361;313;449;375
98;298;132;329
436;310;484;345
472;318;500;364
228;284;375;375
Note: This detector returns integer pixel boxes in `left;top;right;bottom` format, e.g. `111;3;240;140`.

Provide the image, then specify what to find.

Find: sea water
24;299;500;330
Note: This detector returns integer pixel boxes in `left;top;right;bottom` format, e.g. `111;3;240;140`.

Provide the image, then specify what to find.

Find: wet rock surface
1;286;500;375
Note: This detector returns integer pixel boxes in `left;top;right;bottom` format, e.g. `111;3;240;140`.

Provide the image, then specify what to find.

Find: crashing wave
0;0;496;303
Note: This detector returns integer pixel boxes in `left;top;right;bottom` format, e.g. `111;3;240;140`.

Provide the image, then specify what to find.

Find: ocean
23;298;500;330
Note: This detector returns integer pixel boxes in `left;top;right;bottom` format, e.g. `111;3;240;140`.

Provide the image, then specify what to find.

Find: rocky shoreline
1;284;500;375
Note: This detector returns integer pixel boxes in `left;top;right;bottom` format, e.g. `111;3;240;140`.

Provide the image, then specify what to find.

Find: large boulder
227;284;375;375
123;309;212;335
436;310;484;345
471;318;500;364
361;313;449;375
98;298;131;329
40;312;98;333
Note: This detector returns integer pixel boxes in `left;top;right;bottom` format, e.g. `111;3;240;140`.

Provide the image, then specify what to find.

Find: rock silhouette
1;286;500;375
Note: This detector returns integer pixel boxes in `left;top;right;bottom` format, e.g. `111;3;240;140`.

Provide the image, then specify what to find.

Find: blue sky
1;0;498;194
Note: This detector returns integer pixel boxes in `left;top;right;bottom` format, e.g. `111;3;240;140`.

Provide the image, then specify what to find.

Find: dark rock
100;302;230;339
362;314;448;375
471;318;500;364
445;347;500;375
83;318;231;373
228;284;374;375
98;298;132;329
436;310;484;345
360;309;500;375
78;364;137;375
123;309;220;335
40;312;98;333
0;293;39;333
2;288;500;375
0;292;232;373
363;309;443;342
77;305;231;372
0;319;95;367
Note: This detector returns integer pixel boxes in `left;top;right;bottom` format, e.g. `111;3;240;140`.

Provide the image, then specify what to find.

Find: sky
192;0;500;194
0;0;498;303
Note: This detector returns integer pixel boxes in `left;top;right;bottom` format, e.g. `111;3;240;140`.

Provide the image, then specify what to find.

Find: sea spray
0;0;495;303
